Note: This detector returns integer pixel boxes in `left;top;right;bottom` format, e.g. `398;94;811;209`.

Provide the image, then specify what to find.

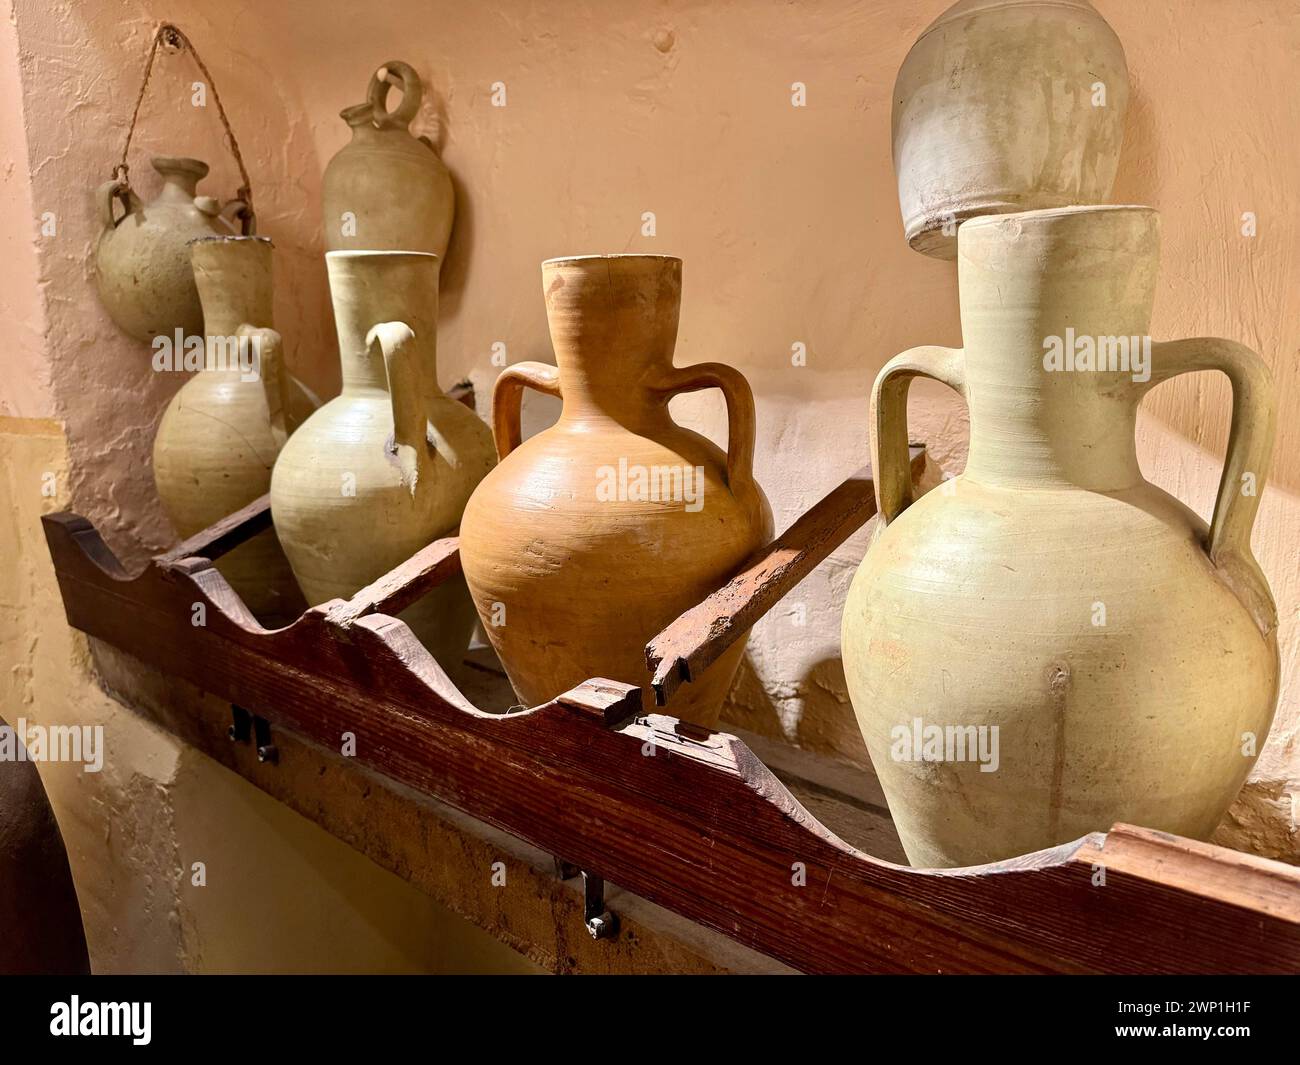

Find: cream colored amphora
843;206;1279;868
459;255;773;726
270;251;495;666
153;236;316;622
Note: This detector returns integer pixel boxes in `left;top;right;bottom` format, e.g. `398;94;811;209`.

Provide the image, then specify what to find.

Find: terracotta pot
95;156;248;342
322;61;455;260
459;255;773;726
270;251;495;666
153;236;316;623
893;0;1129;259
0;716;90;975
843;205;1279;868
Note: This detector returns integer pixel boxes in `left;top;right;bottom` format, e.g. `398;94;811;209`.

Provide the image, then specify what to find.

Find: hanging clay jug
153;236;317;623
459;255;773;726
842;205;1279;868
893;0;1129;259
321;61;455;261
95;156;250;342
270;251;495;666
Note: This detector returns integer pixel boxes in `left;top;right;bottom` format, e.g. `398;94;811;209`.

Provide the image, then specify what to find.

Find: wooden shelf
41;450;1300;974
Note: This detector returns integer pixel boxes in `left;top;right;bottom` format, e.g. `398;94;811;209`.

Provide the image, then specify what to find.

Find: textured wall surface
1;0;1297;969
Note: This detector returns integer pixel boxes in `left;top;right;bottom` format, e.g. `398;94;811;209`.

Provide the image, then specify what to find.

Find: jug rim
151;156;210;178
542;253;682;267
963;204;1156;231
339;102;374;125
915;0;1103;44
188;234;274;247
325;249;439;262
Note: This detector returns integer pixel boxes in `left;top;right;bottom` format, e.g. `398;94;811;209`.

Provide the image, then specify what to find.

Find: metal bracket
253;715;278;764
228;705;277;765
552;857;618;940
228;704;252;743
582;872;617;940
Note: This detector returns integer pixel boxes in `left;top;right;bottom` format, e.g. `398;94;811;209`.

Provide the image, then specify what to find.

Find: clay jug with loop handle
459;254;774;726
322;61;455;260
842;205;1280;868
95;157;252;343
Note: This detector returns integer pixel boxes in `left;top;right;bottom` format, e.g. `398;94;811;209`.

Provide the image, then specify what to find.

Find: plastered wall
1;0;1297;969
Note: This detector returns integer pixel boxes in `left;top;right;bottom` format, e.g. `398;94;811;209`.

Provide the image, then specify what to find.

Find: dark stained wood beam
40;507;1300;974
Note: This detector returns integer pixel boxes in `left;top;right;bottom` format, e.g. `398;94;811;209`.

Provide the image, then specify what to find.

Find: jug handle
237;326;288;450
872;345;965;524
97;179;133;229
654;364;757;497
219;198;256;236
491;362;561;460
1145;338;1278;637
368;60;423;131
368;322;432;487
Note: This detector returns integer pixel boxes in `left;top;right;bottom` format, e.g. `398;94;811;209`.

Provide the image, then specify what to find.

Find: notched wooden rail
647;447;926;704
40;447;1300;974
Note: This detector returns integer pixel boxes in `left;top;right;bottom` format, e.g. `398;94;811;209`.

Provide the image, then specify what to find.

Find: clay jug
95;156;249;342
0;716;90;974
153;236;317;623
842;205;1279;868
270;251;495;666
893;0;1128;259
459;255;773;726
321;61;455;260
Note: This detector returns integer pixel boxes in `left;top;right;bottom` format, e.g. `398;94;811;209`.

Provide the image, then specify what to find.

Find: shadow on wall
440;163;474;326
416;74;474;327
723;651;872;766
1113;76;1299;495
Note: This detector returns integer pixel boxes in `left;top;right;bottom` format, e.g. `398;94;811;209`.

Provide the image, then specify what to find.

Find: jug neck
326;251;439;393
962;343;1148;490
955;205;1160;491
152;157;208;203
190;237;273;372
543;255;682;425
341;103;381;146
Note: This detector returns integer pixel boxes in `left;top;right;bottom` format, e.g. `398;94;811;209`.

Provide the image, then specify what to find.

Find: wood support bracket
646;448;926;705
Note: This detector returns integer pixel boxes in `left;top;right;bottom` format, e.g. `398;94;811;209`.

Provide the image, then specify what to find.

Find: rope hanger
111;22;255;234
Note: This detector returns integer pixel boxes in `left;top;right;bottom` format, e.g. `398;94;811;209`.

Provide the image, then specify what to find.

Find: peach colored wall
1;0;1296;975
0;3;50;419
1107;1;1299;854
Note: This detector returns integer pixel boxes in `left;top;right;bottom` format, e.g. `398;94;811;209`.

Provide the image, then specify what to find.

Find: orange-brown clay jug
459;254;773;726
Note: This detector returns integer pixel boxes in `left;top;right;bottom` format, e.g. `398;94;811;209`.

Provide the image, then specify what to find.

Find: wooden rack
41;448;1300;974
